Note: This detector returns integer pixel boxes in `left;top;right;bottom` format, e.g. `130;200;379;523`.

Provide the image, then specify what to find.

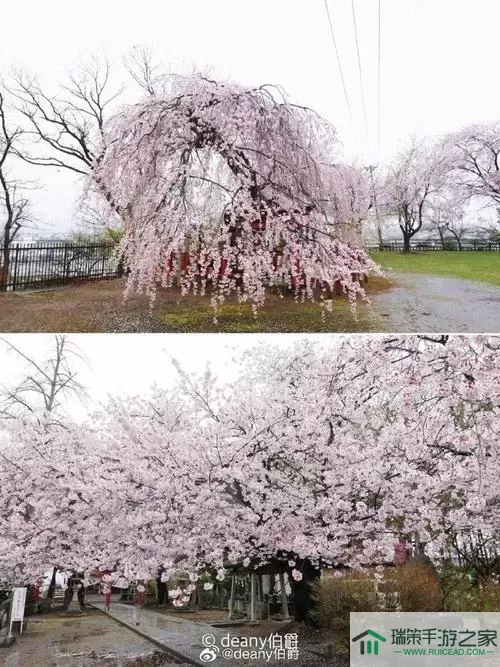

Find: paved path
91;603;336;667
92;602;224;665
373;271;500;332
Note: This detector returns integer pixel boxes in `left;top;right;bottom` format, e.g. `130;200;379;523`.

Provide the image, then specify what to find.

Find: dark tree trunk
438;227;445;250
116;253;125;278
403;232;411;253
46;567;58;602
77;585;86;609
289;559;321;623
0;242;10;291
156;575;167;605
63;582;74;610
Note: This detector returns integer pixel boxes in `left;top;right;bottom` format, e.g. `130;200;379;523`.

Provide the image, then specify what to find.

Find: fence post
62;244;69;284
279;571;290;620
11;245;20;291
250;573;256;621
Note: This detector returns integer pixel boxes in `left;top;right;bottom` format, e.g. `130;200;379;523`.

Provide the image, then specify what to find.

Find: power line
351;0;369;145
323;0;353;125
377;0;382;159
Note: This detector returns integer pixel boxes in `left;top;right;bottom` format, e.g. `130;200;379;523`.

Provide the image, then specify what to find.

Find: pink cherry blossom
92;73;377;311
0;335;498;591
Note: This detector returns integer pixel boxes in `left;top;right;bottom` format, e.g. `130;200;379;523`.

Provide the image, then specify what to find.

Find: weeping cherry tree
92;74;377;311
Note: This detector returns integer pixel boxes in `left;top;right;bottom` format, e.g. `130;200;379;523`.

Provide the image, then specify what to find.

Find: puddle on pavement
373;271;500;332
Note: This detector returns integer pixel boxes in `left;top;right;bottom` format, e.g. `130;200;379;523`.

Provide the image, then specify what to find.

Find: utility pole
367;165;383;249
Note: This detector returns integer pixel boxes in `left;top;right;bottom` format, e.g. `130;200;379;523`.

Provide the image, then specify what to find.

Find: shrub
474;584;500;611
310;573;379;651
392;562;442;612
448;581;500;612
143;579;157;607
311;563;442;652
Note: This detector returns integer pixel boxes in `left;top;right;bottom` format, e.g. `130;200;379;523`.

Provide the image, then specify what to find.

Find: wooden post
228;573;235;619
279;572;290;620
250;573;256;621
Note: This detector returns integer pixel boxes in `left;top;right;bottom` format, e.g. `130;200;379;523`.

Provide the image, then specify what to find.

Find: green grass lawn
158;298;375;332
370;251;500;286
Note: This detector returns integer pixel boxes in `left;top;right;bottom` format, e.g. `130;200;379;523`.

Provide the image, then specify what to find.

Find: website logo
352;629;387;656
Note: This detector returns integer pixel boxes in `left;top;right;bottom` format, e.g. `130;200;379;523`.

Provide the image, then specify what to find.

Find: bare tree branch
0;86;31;289
8;54;123;175
123;46;163;97
0;335;88;425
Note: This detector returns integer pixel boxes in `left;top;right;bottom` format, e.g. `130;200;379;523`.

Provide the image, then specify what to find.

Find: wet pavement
373;271;500;332
92;603;341;667
93;601;222;665
0;606;183;666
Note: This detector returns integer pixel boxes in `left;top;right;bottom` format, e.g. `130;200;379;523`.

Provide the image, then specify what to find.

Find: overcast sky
3;0;500;235
0;333;344;420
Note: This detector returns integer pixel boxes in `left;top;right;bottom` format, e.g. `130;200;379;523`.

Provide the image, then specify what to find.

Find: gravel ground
0;606;351;667
221;647;348;667
221;624;349;667
0;609;190;667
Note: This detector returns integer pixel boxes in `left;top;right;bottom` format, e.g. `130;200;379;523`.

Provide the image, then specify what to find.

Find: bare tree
0;335;87;426
7;55;127;247
445;220;470;250
478;219;500;243
426;189;469;250
123;45;163;97
9;54;122;175
425;209;448;249
0;89;30;290
451;531;500;585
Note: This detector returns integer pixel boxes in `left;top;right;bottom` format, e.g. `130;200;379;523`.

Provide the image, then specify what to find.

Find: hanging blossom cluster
92;73;377;311
0;336;498;586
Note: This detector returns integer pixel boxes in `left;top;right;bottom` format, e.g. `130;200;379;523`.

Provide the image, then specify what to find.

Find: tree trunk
46;567;58;603
0;242;10;291
377;221;383;250
403;233;411;253
289;560;320;623
156;575;167;605
77;585;86;610
63;582;75;610
116;253;125;278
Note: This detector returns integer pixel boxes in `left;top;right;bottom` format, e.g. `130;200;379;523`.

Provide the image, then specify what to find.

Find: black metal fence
0;242;121;292
367;239;500;252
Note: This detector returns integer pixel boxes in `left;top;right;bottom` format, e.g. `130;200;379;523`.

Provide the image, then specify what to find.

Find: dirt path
1;271;497;333
0;278;383;333
372;271;500;332
0;608;186;666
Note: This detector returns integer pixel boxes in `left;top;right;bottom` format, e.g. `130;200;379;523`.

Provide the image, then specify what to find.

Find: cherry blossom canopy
1;335;498;587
